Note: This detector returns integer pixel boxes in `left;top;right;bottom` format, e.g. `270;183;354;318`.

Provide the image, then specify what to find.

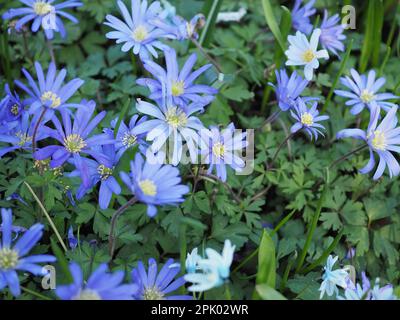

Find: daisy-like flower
132;258;191;300
291;0;316;35
337;106;400;180
137;48;217;109
104;0;171;61
112;114;148;161
285;29;329;81
120;153;189;217
0;208;56;297
67;129;121;210
2;0;82;39
290;98;329;140
319;10;346;56
0;84;25;128
56;262;138;300
34;100;115;187
269;69;309;112
201;123;247;182
184;239;235;292
131;98;204;165
15;61;84;120
370;279;397;300
0;112;48;158
185;248;201;274
335;69;398;115
319;255;350;299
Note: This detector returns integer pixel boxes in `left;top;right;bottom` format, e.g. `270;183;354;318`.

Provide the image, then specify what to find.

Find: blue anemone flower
319;10;346;56
0;208;56;297
337;105;400;180
2;0;82;40
34;100;115;187
0;84;25;127
15;61;84;120
104;0;171;61
0;112;48;158
120;153;189;217
56;262;138;300
335;69;398;115
291;0;316;35
137;48;217;109
290;98;329;140
319;255;350;299
269;69;310;112
132;258;191;300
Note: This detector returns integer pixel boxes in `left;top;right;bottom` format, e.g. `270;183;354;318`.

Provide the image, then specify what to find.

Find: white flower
319;255;349;299
285;28;329;80
185;248;201;274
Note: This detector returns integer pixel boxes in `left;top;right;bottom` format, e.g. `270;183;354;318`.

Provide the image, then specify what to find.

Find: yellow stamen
0;248;19;269
171;81;185;96
360;90;375;103
212;142;225;159
301;112;314;126
16;131;32;146
33;1;53;15
302;49;315;63
139;179;157;196
122;132;137;148
41;91;61;108
64;134;86;153
165;107;188;128
73;289;101;300
371;130;386;150
132;25;148;42
10;104;20;115
143;287;165;300
97;164;113;181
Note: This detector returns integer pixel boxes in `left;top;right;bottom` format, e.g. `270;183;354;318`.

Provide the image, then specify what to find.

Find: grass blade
199;0;223;47
261;0;286;53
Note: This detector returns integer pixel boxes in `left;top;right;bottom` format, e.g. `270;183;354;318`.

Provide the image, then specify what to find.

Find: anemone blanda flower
120;153;189;217
200;123;247;182
137;48;217;109
290;98;329;140
0;112;48;158
132;258;191;300
67;129;121;210
319;255;350;299
56;262;138;300
185;248;201;274
131;98;204;165
112;115;148;161
67;226;78;249
337;106;400;180
291;0;316;35
104;0;172;61
0;84;25;128
335;69;398;115
2;0;82;40
15;61;84;120
184;239;235;292
370;279;397;300
0;208;56;297
34;100;114;187
319;10;346;56
269;69;310;112
285;29;329;81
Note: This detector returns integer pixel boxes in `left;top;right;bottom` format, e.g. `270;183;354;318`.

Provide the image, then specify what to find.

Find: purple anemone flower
132;258;191;300
137;48;217;109
34;100;114;187
2;0;82;40
0;208;56;297
15;61;84;120
0;84;26;128
291;0;316;35
335;69;398;115
319;10;346;56
337;105;400;180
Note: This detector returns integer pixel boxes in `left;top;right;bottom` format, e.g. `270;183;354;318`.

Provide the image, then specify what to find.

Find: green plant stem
268;132;295;169
225;283;232;300
329;144;368;169
21;286;52;300
280;252;297;291
191;38;223;73
108;197;137;258
46;39;56;65
32;109;47;155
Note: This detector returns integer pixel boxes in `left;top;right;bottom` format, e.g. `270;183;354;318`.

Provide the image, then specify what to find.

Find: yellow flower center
212;142;225;159
16;131;32;146
33;1;53;15
302;49;315;63
73;289;101;300
64;134;86;153
97;164;113;181
10;104;20;115
360;90;375;103
165;107;188;128
0;248;19;269
171;81;185;96
301;112;314;126
143;287;165;300
139;179;157;196
132;25;148;42
41;91;61;108
122;132;137;148
371;130;386;151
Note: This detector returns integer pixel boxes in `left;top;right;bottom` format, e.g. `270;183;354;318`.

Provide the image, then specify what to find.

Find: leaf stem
268;132;295;169
32;109;47;155
329;144;368;169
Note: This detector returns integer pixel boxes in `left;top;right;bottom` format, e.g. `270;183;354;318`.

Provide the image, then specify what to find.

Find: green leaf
222;86;254;102
256;284;287;300
199;0;224;47
261;0;286;53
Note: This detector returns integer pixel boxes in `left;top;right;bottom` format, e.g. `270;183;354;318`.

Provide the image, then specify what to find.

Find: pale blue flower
319;10;346;56
285;29;329;81
291;0;316;35
185;248;201;274
319;255;349;299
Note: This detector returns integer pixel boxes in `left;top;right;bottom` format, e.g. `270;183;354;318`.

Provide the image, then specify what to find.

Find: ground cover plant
0;0;399;300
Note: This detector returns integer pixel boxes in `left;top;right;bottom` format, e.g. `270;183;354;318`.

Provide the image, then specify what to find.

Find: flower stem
46;39;56;65
191;38;223;74
108;196;137;259
32;108;47;156
225;283;232;300
329;144;368;169
268;132;295;169
260;110;281;129
21;286;52;300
